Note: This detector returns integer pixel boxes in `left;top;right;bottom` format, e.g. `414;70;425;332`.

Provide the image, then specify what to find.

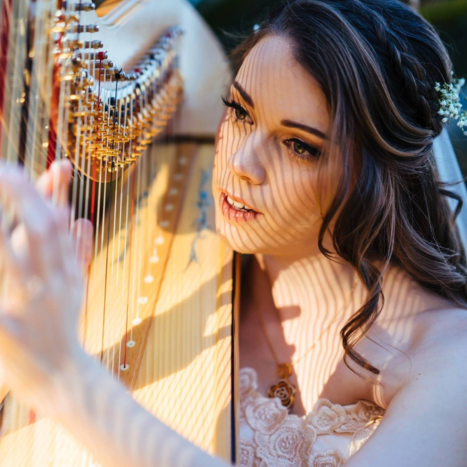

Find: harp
0;0;238;464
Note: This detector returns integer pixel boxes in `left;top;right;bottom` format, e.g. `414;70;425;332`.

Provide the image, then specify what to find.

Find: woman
0;0;466;465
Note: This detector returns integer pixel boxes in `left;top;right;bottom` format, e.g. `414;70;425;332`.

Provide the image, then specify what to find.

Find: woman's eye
221;96;252;124
284;138;321;160
235;107;248;121
293;140;307;154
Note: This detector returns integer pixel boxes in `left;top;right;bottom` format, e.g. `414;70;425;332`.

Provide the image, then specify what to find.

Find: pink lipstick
219;192;261;222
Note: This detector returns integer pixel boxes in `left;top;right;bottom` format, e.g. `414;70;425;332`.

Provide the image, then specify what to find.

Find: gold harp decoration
0;0;238;464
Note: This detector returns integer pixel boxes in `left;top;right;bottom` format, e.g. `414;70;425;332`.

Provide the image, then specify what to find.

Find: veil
433;127;467;250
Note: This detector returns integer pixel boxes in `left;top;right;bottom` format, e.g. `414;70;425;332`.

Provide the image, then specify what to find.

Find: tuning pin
69;92;85;101
77;51;108;61
71;57;84;70
74;2;95;11
70;24;99;34
99;60;114;69
65;14;80;24
84;40;104;49
80;78;94;87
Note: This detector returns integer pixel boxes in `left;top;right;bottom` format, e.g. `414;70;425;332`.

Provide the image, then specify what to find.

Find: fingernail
50;160;61;174
51;158;72;175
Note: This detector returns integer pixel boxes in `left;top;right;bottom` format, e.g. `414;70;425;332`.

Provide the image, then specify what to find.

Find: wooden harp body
0;0;238;464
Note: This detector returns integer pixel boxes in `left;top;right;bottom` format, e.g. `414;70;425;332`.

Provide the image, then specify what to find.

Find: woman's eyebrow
232;81;255;108
231;82;326;140
281;119;327;140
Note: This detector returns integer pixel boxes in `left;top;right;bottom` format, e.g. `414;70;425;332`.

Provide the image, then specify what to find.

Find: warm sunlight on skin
211;34;459;419
211;34;374;417
212;35;336;258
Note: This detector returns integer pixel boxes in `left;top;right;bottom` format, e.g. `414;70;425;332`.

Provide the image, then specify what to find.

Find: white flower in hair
435;71;467;135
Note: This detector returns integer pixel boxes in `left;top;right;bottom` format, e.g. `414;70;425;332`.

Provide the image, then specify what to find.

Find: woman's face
212;35;334;257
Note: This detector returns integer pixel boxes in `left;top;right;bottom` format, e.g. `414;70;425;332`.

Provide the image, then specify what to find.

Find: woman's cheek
277;170;321;227
214;108;228;147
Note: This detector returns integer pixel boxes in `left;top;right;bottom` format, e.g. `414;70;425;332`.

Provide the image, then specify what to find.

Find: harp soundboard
0;0;237;464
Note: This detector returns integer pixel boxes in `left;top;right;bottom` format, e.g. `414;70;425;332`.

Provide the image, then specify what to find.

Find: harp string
107;86;122;372
114;148;126;378
95;81;110;364
115;88;131;377
70;23;91;233
0;1;187;454
82;50;103;348
133;94;144;337
2;0;25;164
121;90;136;373
73;32;94;269
24;0;45;180
0;0;32;347
99;73;119;364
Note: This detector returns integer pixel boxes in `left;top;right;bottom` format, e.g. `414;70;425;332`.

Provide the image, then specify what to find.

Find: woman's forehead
235;35;329;132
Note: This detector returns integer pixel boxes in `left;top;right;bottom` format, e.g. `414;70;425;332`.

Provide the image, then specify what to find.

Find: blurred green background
189;0;467;181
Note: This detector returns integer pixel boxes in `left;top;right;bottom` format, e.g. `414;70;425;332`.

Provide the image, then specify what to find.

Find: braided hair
230;0;467;378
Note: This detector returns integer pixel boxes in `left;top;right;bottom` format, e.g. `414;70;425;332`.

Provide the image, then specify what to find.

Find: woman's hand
0;160;93;410
0;161;229;467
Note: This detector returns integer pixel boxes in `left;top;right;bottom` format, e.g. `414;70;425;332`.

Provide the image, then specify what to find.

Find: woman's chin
215;224;266;255
218;232;297;256
214;210;299;255
216;232;261;254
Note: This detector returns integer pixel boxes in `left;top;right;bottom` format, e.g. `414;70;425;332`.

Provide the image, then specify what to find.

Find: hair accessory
435;71;467;134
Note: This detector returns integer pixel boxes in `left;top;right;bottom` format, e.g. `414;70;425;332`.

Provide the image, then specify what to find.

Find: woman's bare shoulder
408;305;467;353
355;265;467;407
351;303;466;409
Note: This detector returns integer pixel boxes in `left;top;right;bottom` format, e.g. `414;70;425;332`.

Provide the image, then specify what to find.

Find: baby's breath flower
435;75;467;134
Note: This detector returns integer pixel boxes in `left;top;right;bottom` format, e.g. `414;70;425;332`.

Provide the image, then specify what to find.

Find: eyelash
221;96;322;161
222;96;252;123
283;139;322;161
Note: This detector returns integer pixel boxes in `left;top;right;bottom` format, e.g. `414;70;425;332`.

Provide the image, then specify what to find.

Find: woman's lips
221;190;259;212
219;192;261;222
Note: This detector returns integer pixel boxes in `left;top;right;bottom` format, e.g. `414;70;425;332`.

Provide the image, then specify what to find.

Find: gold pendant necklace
255;275;359;412
267;362;297;410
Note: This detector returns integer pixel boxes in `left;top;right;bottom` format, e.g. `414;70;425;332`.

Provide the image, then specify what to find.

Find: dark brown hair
230;0;467;377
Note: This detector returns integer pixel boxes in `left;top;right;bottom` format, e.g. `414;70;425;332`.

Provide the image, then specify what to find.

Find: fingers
0;215;24;283
35;159;73;207
72;219;94;271
0;164;68;276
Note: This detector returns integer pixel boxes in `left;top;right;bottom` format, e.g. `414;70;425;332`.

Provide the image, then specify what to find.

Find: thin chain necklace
254;274;359;411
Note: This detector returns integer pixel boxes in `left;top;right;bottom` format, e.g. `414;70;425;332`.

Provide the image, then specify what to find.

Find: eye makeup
221;96;323;162
283;138;322;162
221;96;252;123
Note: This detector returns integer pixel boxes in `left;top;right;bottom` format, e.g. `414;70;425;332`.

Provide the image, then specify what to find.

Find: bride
0;0;466;465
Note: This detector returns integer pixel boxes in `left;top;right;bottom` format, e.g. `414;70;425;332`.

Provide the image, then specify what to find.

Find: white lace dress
239;367;386;466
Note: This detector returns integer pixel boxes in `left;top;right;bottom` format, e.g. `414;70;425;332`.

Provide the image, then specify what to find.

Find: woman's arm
345;309;467;467
47;348;230;467
0;162;230;467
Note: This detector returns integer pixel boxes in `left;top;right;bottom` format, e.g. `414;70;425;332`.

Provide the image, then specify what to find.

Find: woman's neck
250;252;364;341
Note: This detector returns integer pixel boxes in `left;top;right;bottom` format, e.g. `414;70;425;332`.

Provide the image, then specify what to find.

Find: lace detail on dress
239;367;385;466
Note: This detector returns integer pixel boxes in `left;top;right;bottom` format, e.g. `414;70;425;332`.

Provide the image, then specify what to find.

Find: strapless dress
239;367;386;466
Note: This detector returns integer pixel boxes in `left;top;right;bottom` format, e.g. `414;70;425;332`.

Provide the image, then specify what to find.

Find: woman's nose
227;137;266;185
